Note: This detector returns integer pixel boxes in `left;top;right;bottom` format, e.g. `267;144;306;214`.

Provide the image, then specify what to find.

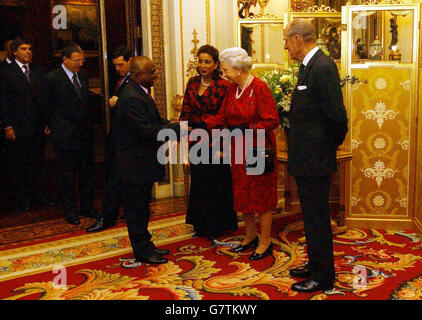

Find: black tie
297;63;306;84
72;73;82;98
22;65;31;83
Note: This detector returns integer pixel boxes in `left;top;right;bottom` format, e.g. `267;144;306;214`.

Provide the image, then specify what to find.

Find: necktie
22;65;31;83
115;77;124;95
297;63;306;84
72;73;82;98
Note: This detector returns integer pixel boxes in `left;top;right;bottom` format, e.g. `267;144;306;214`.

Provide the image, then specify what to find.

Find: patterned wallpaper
350;67;413;219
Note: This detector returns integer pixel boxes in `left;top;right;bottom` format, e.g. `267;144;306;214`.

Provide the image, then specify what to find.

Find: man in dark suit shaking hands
114;56;179;267
283;19;348;293
46;43;97;225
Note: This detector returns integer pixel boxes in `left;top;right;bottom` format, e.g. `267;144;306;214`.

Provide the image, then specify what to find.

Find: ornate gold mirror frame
284;11;342;67
237;18;284;73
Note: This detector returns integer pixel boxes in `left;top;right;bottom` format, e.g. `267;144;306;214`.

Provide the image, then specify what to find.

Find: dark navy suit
288;49;348;285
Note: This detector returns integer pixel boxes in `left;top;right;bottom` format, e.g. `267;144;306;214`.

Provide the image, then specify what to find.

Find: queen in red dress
194;47;278;260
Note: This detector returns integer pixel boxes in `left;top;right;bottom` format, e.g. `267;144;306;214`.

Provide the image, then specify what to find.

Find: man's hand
44;125;50;135
109;96;119;108
4;127;16;141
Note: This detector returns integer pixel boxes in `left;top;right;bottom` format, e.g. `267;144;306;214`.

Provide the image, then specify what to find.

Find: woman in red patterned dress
189;47;279;260
180;45;238;240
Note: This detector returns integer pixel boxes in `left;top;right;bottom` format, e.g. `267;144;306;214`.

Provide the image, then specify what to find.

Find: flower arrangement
259;63;367;130
258;63;300;130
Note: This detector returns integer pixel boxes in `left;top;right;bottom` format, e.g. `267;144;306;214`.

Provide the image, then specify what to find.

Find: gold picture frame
237;18;285;71
50;0;99;57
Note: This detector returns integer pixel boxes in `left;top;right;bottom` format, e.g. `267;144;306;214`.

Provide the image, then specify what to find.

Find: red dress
204;77;279;213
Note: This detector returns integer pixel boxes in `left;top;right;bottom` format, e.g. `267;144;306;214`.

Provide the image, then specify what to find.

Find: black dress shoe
155;248;170;256
289;264;311;278
249;242;273;260
67;218;80;225
291;279;334;293
232;236;259;253
86;218;115;233
138;253;168;264
80;209;100;219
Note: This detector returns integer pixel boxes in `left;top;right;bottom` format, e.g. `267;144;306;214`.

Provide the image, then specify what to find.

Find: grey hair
219;47;253;71
285;18;316;42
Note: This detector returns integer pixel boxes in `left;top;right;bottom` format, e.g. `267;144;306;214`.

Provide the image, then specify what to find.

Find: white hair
219;47;253;71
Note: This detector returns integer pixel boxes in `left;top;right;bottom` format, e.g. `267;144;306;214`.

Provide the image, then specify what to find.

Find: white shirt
6;57;12;64
14;59;29;75
61;64;81;87
139;83;149;95
302;46;319;66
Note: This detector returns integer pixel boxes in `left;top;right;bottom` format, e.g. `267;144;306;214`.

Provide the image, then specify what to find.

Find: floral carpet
0;214;421;300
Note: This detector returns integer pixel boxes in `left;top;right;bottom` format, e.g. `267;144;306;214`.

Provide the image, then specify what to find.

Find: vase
369;38;383;60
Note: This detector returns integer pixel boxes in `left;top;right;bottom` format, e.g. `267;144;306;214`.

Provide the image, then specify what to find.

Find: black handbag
245;128;275;174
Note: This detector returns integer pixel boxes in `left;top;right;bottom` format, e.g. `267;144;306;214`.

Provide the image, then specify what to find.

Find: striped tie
22;65;31;83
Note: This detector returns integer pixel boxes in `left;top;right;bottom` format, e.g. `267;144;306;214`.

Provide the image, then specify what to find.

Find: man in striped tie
46;43;98;225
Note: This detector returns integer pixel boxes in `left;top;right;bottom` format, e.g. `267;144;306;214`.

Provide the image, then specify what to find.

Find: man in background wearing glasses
46;42;98;225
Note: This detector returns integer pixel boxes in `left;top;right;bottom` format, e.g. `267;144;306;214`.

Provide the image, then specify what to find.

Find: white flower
280;75;290;84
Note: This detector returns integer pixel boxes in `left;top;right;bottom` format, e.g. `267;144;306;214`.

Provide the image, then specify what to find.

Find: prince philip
283;19;348;293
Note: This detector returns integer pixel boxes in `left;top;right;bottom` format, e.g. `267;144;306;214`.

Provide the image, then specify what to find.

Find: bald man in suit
113;56;179;267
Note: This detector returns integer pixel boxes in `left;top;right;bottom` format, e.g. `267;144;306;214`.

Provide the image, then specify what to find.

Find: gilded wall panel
150;0;167;117
350;67;412;218
415;66;422;231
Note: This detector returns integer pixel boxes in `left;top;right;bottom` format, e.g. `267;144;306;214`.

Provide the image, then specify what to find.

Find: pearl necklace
236;75;253;99
201;76;211;87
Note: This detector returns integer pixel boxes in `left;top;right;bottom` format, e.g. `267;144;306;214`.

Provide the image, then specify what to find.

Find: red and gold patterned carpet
0;211;421;300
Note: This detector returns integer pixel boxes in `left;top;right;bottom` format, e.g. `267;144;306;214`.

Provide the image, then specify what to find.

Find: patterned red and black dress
180;75;238;238
204;77;278;213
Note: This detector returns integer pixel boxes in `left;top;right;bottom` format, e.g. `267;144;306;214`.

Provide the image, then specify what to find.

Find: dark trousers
5;135;47;206
101;146;122;223
53;143;94;220
122;182;156;260
294;174;335;284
